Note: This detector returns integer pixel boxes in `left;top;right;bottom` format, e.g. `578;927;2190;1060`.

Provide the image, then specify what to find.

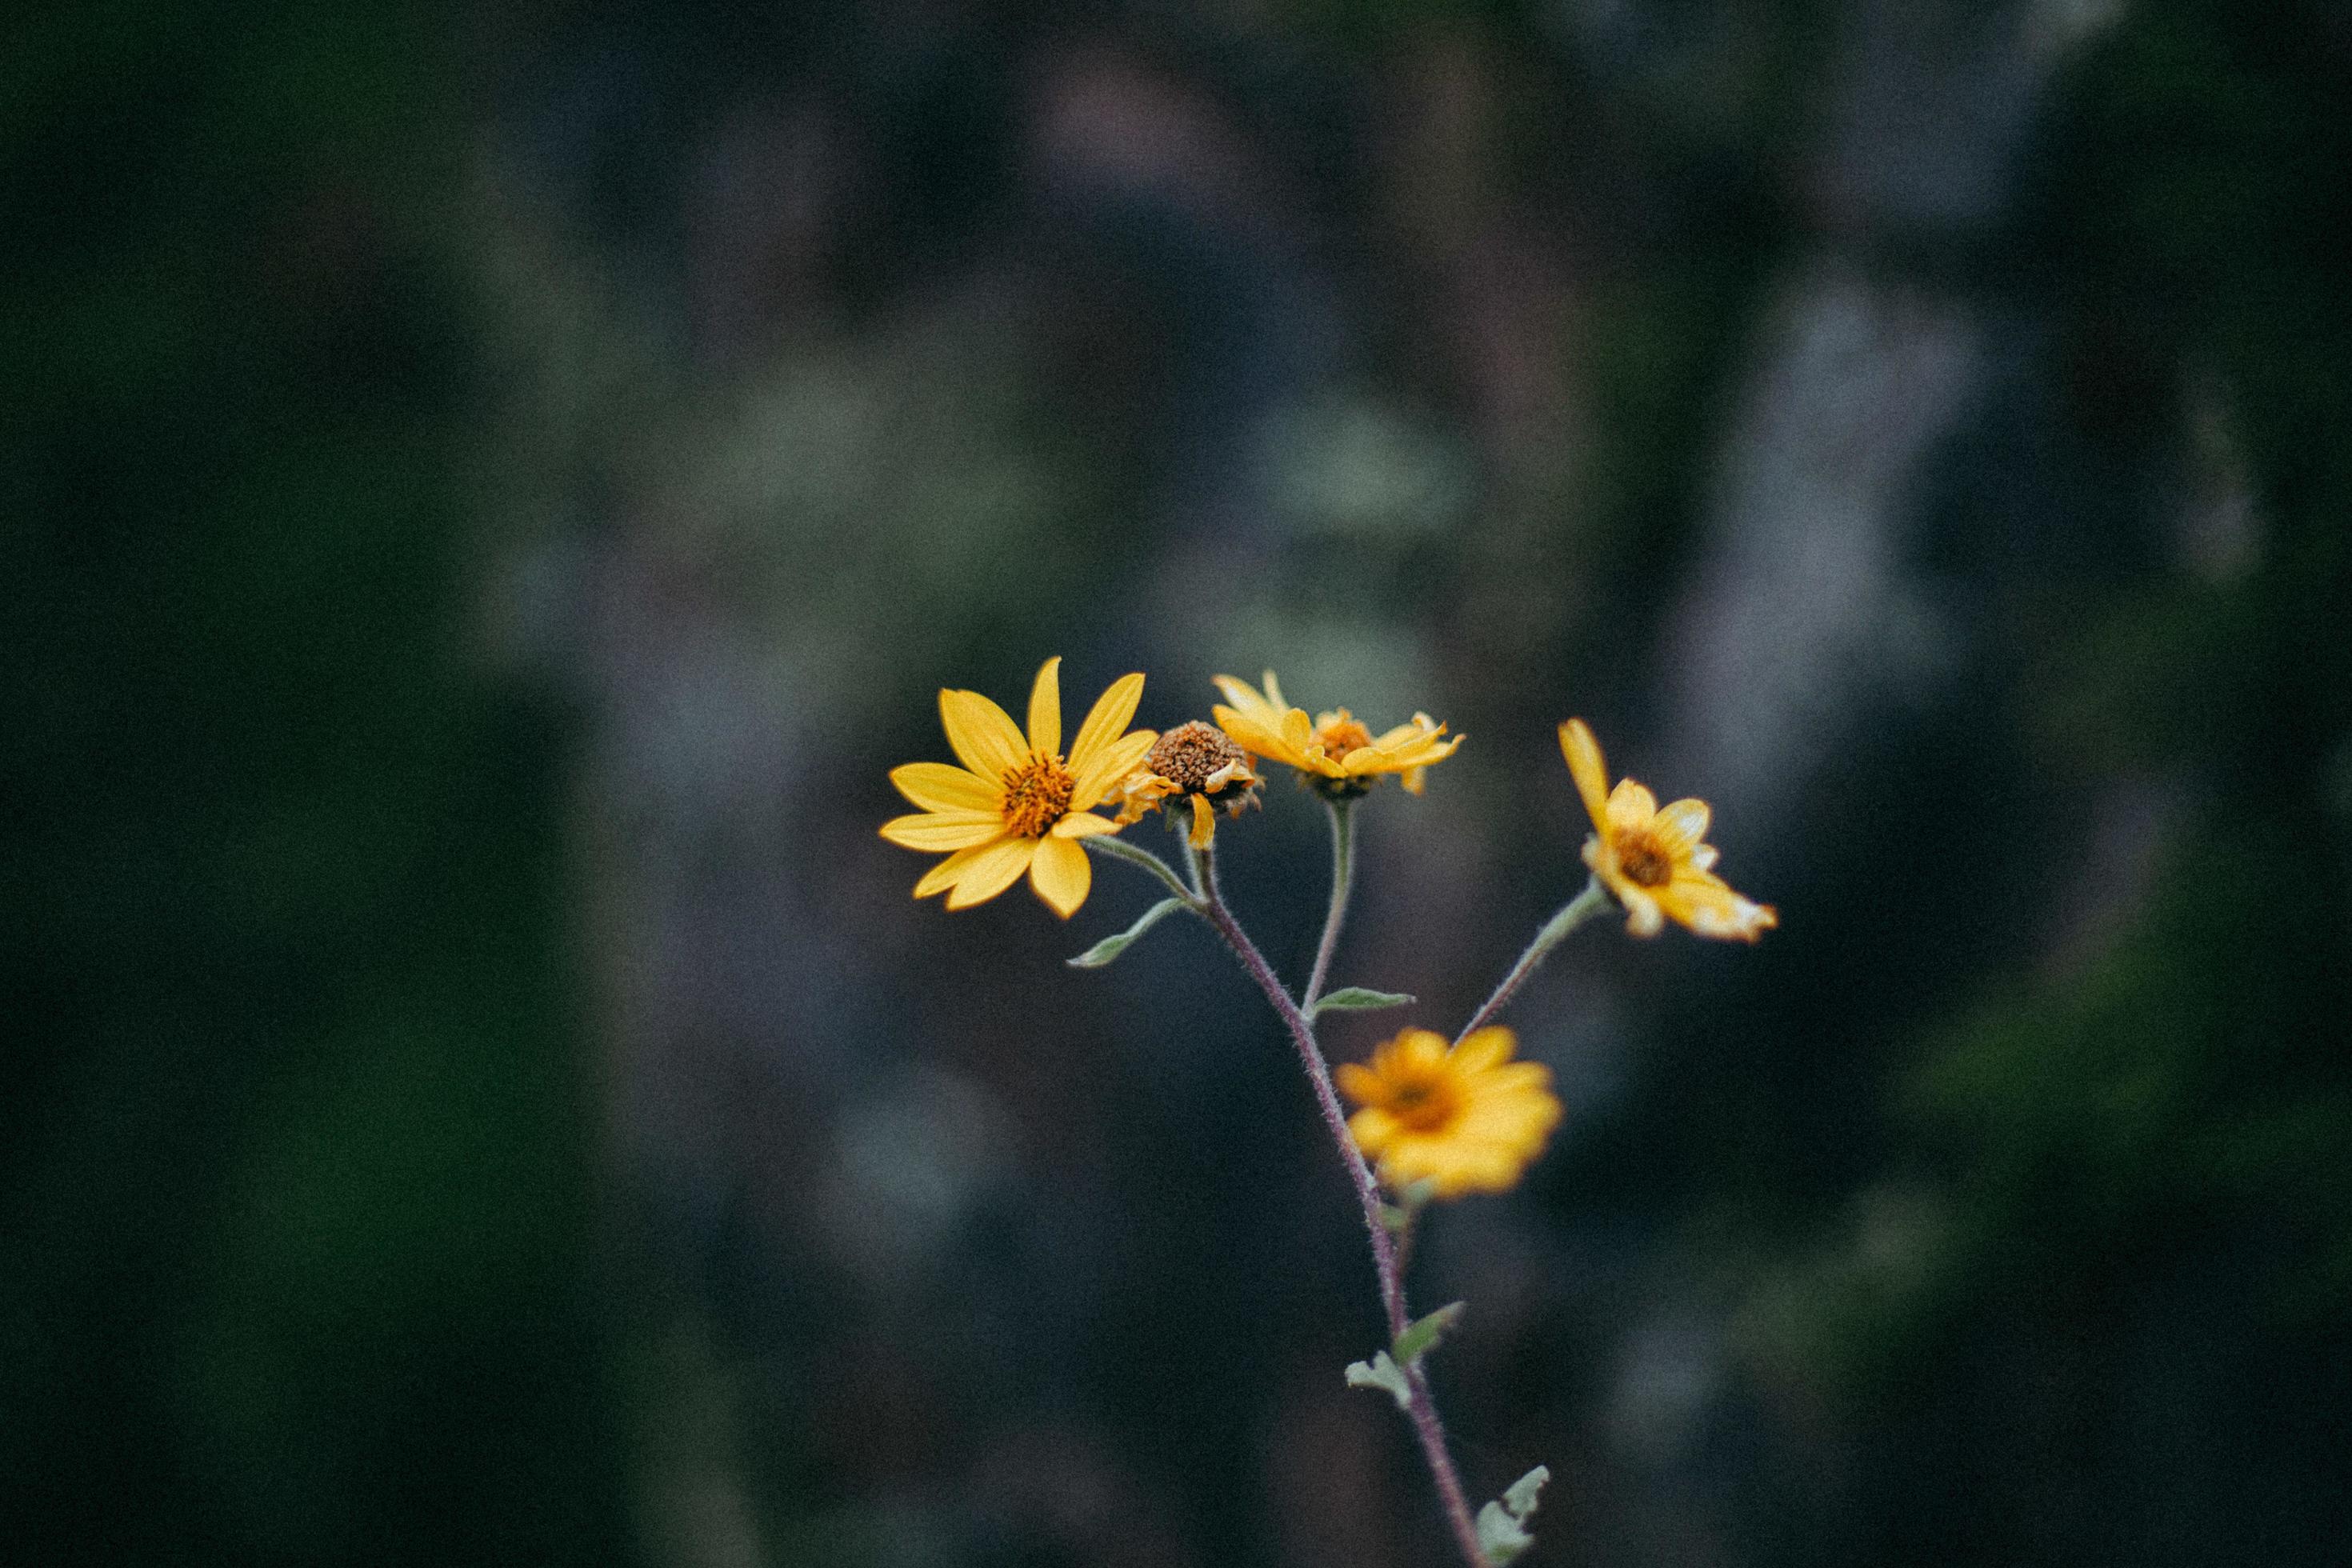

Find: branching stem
1302;798;1355;1009
1454;876;1611;1044
1195;846;1488;1568
1082;833;1203;907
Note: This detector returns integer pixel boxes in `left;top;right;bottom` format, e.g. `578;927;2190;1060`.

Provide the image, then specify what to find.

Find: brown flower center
1001;752;1074;838
1615;829;1674;887
1146;721;1246;794
1382;1073;1462;1134
1314;714;1375;759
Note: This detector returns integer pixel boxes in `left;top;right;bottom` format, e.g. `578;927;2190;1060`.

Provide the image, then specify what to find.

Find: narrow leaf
1068;898;1186;968
1305;986;1415;1021
1393;1301;1465;1364
1342;1350;1413;1410
1501;1466;1549;1521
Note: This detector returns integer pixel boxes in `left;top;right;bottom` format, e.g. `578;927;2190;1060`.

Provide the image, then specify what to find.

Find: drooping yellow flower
881;658;1157;918
1114;719;1263;849
1210;670;1462;798
1337;1027;1562;1198
1558;718;1777;942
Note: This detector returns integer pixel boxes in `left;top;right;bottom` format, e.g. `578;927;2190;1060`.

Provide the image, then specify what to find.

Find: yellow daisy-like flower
1210;670;1463;798
1337;1027;1562;1198
1114;719;1263;849
1558;717;1777;942
881;657;1158;918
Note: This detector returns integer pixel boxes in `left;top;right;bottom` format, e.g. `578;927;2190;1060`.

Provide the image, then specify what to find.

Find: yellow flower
1210;670;1462;798
1337;1027;1562;1198
1114;719;1263;849
882;657;1157;918
1558;718;1777;942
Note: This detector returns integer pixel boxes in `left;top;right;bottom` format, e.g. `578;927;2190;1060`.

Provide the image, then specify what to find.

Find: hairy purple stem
1454;877;1610;1045
1195;846;1488;1568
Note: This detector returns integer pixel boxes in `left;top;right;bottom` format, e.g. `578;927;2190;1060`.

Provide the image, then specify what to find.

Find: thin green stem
1454;876;1612;1044
1083;834;1202;907
1302;798;1355;1010
1195;846;1489;1568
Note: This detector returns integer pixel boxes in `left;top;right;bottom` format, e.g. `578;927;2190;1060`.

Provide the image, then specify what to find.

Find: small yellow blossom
1210;670;1462;798
1115;720;1263;849
881;658;1157;918
1337;1027;1562;1198
1558;718;1776;941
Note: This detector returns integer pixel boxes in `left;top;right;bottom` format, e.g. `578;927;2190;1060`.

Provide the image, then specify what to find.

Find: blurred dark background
7;2;2350;1564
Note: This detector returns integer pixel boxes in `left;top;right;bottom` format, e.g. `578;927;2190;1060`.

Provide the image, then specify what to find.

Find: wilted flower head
1115;719;1262;848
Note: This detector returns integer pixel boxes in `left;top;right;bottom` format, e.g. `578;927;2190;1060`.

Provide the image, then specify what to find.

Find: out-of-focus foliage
10;0;2351;1565
2;3;640;1563
1726;6;2352;1562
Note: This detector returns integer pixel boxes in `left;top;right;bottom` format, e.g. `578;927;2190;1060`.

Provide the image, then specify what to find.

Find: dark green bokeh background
6;2;2348;1565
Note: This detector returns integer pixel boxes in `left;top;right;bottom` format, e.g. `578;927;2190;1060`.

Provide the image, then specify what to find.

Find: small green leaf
1378;1202;1413;1234
1068;898;1186;968
1393;1300;1465;1364
1306;986;1415;1021
1501;1466;1550;1520
1476;1466;1550;1563
1342;1350;1413;1410
1476;1501;1534;1563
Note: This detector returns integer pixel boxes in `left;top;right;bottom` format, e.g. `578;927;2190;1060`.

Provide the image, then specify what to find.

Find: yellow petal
1260;670;1287;710
1026;656;1062;757
1393;1029;1449;1070
1187;793;1215;848
1463;1066;1558;1118
1619;886;1664;937
1068;671;1145;775
1027;832;1091;917
1348;1106;1400;1154
879;811;1006;851
1334;1061;1383;1106
890;762;1002;814
914;843;992;898
1559;719;1610;831
1656;877;1778;942
1455;1151;1528;1194
1451;1027;1517;1074
944;837;1035;909
1050;810;1119;838
1653;797;1711;850
941;688;1026;779
1280;706;1318;758
1606;778;1658;833
1702;898;1778;941
1481;1059;1555;1094
1210;704;1294;766
1073;728;1158;807
1211;672;1287;733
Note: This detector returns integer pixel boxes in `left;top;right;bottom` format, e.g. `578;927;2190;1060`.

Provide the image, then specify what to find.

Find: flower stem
1194;846;1489;1568
1083;834;1204;907
1454;875;1611;1044
1302;798;1356;1010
